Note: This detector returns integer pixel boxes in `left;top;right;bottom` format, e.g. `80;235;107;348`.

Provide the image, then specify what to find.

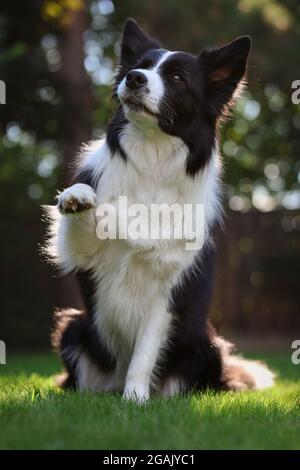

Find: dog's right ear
120;19;160;68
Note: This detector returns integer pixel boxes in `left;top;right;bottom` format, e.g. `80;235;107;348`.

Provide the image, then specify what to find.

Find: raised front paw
57;183;97;214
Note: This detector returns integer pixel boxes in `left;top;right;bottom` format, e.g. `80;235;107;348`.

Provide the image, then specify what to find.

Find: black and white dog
47;19;274;402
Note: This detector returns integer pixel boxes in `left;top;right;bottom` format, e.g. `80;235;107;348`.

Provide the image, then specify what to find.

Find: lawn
0;352;299;450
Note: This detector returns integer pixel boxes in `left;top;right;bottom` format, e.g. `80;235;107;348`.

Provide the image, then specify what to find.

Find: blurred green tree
0;0;300;347
1;0;299;211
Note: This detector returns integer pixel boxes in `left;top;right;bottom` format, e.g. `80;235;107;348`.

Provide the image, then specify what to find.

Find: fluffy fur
45;19;274;402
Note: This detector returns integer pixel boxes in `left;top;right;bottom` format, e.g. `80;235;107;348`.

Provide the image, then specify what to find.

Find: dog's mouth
123;97;157;118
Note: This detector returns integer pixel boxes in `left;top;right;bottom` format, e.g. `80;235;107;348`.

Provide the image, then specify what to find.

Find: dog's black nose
126;71;148;90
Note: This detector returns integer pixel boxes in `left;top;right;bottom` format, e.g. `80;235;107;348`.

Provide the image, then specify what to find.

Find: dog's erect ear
200;36;251;116
120;19;160;68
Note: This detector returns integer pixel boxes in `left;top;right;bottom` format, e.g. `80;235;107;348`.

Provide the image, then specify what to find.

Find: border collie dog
47;19;274;402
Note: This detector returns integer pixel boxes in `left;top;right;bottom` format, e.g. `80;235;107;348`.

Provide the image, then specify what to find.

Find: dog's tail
216;337;276;391
223;354;275;391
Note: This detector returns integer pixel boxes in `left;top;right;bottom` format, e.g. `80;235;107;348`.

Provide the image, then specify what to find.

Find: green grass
0;352;299;450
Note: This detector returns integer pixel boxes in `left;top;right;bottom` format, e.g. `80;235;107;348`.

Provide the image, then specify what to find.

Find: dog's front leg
55;183;99;268
123;304;172;403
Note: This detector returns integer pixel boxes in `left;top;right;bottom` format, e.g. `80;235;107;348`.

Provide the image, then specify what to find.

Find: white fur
49;123;275;398
47;40;276;400
123;300;172;402
118;67;164;115
57;183;97;213
48;49;223;400
161;376;184;396
225;356;275;390
48;115;221;401
117;51;176;117
77;352;119;392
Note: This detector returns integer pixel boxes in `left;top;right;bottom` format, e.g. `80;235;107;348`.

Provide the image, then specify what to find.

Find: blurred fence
0;208;299;350
212;209;300;337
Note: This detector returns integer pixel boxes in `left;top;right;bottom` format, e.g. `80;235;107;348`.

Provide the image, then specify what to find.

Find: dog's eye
171;73;183;82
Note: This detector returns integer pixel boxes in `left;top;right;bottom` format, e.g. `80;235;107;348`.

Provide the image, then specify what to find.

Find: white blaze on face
117;51;175;115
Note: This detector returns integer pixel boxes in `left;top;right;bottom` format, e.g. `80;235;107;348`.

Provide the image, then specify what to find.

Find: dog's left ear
200;36;251;115
120;19;160;69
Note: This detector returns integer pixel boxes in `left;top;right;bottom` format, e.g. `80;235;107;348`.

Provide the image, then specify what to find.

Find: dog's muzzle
125;71;148;90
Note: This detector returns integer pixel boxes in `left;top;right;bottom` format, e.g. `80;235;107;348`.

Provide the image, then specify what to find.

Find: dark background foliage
0;0;299;350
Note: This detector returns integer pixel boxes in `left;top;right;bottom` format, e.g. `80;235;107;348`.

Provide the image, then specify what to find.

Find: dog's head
115;19;251;174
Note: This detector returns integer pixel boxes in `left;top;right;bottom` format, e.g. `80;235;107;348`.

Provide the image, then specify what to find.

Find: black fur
106;107;128;161
53;245;222;392
117;19;161;82
52;271;116;389
52;19;252;394
71;166;100;190
162;245;223;391
107;19;251;176
54;246;226;392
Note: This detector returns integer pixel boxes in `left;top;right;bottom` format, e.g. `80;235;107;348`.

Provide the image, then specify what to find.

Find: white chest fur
52;122;221;397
